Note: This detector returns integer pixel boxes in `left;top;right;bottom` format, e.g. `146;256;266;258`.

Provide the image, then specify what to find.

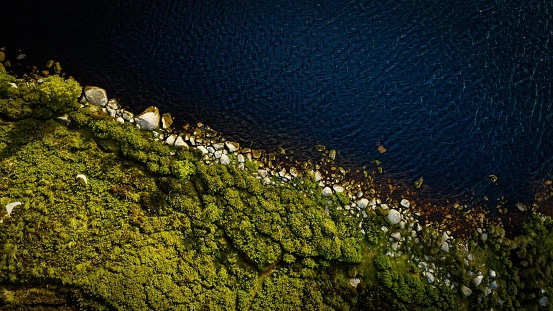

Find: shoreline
1;47;548;212
2;46;552;241
1;48;553;309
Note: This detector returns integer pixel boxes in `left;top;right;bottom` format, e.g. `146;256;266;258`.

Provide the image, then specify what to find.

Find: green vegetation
0;65;552;310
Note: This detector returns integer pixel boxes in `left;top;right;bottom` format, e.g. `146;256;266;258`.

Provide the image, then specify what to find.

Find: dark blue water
1;0;551;207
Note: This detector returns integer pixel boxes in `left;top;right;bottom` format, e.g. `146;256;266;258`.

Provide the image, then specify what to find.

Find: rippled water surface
2;0;551;206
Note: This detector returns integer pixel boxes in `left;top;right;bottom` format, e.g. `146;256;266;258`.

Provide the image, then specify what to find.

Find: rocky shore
70;84;548;302
1;49;552;309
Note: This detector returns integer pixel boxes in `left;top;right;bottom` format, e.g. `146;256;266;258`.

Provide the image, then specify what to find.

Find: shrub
0;67;16;98
0;98;32;119
171;160;195;180
37;76;82;114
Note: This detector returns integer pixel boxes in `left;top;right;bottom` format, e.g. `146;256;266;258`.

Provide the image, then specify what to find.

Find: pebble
387;209;401;225
473;275;483;286
315;171;323;182
461;286;473;297
213;143;224;150
174;136;188;148
5;202;22;216
349;278;361;288
333;184;344;193
426;272;435;284
357;198;369;209
165;134;177;145
197;146;209;155
224;141;239;153
75;174;88;186
220;154;231;165
322;187;333;197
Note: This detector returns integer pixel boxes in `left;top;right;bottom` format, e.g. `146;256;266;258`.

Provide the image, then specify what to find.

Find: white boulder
322;187;333;197
357;198;369;209
134;106;160;130
220;154;231;165
387;209;401;225
83;86;108;106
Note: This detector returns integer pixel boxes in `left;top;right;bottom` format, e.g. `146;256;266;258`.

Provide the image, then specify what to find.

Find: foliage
0;67;552;311
0;69;81;120
36;76;82;114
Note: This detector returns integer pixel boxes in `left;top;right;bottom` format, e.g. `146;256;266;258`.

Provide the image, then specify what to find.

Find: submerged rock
322;187;333;197
121;110;134;122
161;113;173;129
328;149;336;161
107;98;120;110
289;166;298;177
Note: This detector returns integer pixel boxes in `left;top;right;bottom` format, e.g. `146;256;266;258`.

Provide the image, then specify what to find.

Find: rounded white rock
387;209;401;225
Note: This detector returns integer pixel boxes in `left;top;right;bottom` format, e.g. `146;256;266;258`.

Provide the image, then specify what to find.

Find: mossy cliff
0;65;552;310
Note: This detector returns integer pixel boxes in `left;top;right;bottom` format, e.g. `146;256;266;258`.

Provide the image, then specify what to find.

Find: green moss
0;66;551;311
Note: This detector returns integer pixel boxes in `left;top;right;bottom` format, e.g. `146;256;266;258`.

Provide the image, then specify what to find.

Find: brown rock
252;150;262;159
161;113;173;129
54;62;62;74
